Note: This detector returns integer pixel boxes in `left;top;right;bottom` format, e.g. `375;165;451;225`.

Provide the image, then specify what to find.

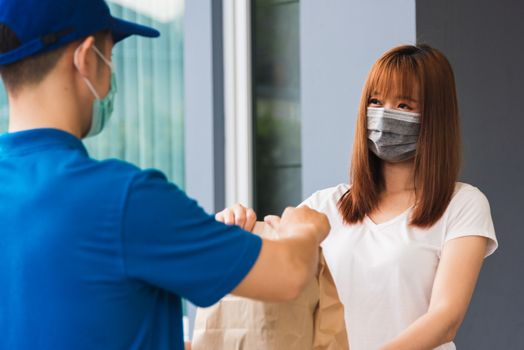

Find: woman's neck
382;159;416;194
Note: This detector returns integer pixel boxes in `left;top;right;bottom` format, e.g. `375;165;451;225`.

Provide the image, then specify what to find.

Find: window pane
85;1;185;186
252;0;301;217
0;3;185;186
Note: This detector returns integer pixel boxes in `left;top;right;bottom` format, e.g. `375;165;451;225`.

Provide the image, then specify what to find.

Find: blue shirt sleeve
121;170;262;307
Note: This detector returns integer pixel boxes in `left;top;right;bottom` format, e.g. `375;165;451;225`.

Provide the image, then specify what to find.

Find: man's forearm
231;234;320;302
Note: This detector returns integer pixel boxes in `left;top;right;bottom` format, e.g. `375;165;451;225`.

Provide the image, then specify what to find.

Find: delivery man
0;0;330;349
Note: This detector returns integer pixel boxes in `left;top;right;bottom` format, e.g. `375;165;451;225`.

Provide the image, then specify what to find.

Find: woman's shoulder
451;182;490;205
301;183;350;212
444;182;497;257
446;182;491;226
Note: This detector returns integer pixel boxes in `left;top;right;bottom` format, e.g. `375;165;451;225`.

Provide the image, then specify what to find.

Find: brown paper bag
192;222;349;350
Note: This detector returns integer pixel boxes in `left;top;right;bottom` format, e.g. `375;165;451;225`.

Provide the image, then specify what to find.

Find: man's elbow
271;238;317;302
277;278;304;301
279;260;312;301
285;273;308;301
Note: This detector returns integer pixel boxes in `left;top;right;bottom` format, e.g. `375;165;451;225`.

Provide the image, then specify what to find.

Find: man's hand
216;204;330;245
264;206;330;244
229;205;331;301
215;203;257;232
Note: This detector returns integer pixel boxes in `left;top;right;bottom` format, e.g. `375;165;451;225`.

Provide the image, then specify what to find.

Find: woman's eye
369;98;381;105
398;103;411;110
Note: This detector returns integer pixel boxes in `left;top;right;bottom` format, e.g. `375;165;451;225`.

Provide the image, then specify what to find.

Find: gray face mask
367;107;421;162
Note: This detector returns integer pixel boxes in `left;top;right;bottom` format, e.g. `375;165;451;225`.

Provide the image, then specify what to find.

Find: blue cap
0;0;160;65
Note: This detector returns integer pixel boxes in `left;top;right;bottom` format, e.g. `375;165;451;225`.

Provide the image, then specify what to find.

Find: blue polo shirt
0;128;262;350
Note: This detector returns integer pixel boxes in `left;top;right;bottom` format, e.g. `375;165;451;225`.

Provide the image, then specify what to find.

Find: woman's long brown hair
338;44;461;228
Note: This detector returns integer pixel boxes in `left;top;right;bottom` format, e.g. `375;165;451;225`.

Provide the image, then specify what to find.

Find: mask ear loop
74;46;102;100
91;45;113;70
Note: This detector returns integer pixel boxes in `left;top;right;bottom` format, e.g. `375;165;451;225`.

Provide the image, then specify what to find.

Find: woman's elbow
444;328;457;343
443;315;463;343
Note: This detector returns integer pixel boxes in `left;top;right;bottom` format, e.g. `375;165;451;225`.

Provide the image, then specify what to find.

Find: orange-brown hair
338;44;461;228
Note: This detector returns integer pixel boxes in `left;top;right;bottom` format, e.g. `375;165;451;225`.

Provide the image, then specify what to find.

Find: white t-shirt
302;182;498;350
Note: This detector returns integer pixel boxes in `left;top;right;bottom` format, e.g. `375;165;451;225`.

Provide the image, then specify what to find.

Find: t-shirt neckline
364;206;413;229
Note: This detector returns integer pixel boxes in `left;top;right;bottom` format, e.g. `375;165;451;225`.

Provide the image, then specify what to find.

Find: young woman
217;44;498;350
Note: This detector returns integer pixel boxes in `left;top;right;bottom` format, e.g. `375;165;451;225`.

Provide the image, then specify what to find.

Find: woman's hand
215;203;257;232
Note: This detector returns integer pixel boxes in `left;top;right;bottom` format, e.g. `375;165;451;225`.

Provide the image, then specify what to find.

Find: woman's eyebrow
370;91;419;103
397;95;419;102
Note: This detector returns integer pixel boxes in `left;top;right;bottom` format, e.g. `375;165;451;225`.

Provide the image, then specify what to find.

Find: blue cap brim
110;17;160;43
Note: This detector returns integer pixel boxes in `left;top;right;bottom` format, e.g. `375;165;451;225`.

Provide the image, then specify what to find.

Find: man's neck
7;80;85;138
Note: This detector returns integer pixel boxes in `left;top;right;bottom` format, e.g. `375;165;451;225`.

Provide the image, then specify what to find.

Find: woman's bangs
367;56;419;103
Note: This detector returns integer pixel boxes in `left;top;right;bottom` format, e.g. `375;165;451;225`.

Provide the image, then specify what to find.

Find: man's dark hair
0;24;109;95
0;23;67;95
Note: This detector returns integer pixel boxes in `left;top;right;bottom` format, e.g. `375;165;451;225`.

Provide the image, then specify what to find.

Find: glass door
252;0;301;217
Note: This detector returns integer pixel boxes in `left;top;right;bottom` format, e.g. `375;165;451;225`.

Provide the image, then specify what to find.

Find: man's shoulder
76;157;168;194
91;158;142;176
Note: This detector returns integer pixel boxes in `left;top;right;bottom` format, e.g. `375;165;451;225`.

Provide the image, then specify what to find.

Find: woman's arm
380;235;488;350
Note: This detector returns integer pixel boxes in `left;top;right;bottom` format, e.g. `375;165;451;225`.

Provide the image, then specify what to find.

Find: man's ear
73;36;96;78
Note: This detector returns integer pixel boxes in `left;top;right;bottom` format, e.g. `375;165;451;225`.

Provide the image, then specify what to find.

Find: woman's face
367;81;421;114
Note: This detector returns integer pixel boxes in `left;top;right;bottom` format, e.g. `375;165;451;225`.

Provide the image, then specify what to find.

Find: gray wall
417;0;524;348
300;0;416;198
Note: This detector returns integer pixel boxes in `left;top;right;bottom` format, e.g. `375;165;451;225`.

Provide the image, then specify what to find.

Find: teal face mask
86;72;117;138
75;45;118;138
